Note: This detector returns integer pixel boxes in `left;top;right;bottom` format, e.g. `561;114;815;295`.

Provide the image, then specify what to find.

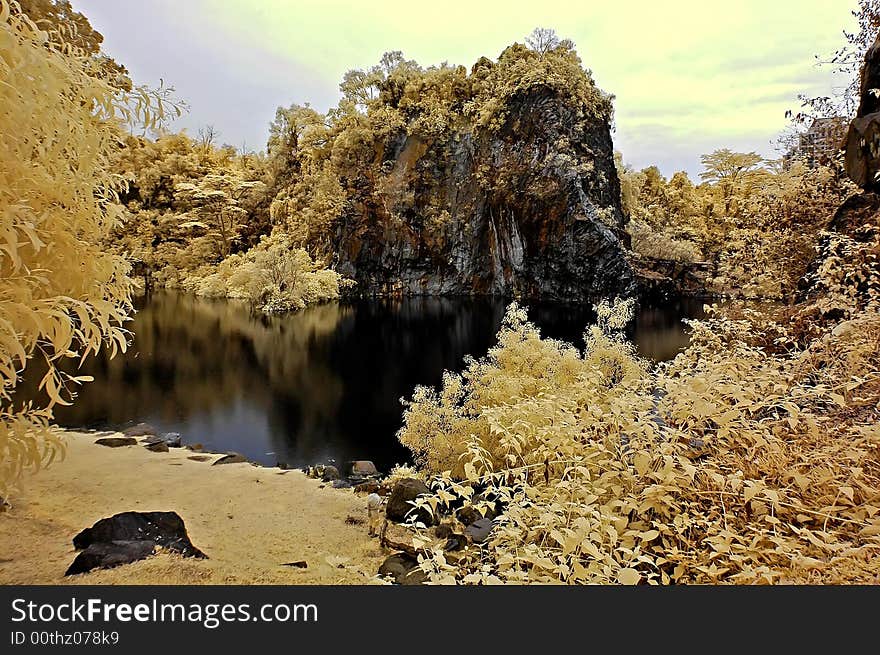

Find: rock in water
386;478;434;525
331;48;635;301
95;437;137;448
65;541;156;576
72;511;207;559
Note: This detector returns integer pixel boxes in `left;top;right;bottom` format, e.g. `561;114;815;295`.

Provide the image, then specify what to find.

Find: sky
73;0;859;178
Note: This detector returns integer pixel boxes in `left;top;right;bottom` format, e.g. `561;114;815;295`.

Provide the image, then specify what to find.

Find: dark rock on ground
212;453;248;466
186;443;203;452
378;553;426;585
354;480;381;494
72;511;207;559
346;460;379;476
321;465;340;482
282;561;308;568
465;518;495;544
122;423;157;437
143;432;182;448
65;540;156;576
433;524;454;540
456;493;502;526
95;437;137;448
386;478;434;525
144;441;169;453
444;534;469;552
188;455;211;462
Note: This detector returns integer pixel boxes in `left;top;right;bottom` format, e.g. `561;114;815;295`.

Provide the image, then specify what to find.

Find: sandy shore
0;431;387;585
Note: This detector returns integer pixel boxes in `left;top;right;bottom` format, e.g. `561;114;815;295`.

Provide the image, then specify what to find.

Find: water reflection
50;292;705;471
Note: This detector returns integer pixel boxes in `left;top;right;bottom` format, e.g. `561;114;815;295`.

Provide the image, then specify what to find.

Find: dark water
47;292;706;471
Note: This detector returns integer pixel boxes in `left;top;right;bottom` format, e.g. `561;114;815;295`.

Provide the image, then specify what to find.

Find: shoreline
0;431;387;585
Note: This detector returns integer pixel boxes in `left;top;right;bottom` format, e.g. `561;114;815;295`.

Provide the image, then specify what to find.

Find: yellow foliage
0;1;167;496
181;231;352;313
399;292;880;584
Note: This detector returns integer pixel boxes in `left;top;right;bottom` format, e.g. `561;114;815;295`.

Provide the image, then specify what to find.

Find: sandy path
0;432;387;585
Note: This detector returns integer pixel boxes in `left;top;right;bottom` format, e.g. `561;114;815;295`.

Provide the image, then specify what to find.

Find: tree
0;1;169;496
699;149;766;213
197;124;219;152
266;103;325;177
525;27;560;55
174;173;267;258
17;0;132;89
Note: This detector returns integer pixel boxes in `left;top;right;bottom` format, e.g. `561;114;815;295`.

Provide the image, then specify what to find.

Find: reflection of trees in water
54;292;349;430
45;292;703;470
630;298;707;362
283;296;509;467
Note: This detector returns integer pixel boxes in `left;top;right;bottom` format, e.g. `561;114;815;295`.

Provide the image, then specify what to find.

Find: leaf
618;568;641;585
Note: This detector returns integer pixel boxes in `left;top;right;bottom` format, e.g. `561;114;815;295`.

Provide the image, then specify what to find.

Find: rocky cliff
845;32;880;190
325;47;636;302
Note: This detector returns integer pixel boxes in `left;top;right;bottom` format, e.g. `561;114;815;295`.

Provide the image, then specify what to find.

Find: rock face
845;33;880;190
333;87;635;301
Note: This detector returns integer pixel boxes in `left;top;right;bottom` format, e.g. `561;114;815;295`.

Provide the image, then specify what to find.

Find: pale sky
73;0;859;178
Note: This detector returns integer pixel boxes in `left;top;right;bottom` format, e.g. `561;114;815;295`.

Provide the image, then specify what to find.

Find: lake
49;292;707;471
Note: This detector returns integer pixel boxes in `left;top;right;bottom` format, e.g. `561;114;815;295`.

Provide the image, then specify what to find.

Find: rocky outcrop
631;255;716;299
333;84;635;302
845;33;880;190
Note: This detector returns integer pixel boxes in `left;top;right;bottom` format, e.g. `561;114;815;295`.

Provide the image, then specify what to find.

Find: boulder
122;422;157;437
143;432;181;447
444;533;469;552
95;437;137;448
72;511;207;559
65;540;156;576
456;493;502;525
142;432;182;448
354;480;381;494
212;452;248;466
347;460;378;476
378;553;426;585
321;465;340;482
144;441;169;453
386;478;435;525
464;518;495;544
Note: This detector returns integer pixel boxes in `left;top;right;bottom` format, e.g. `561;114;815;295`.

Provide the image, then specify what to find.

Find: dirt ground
0;431;387;585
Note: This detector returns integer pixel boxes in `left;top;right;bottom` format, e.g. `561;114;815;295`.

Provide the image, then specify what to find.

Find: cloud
74;0;860;175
